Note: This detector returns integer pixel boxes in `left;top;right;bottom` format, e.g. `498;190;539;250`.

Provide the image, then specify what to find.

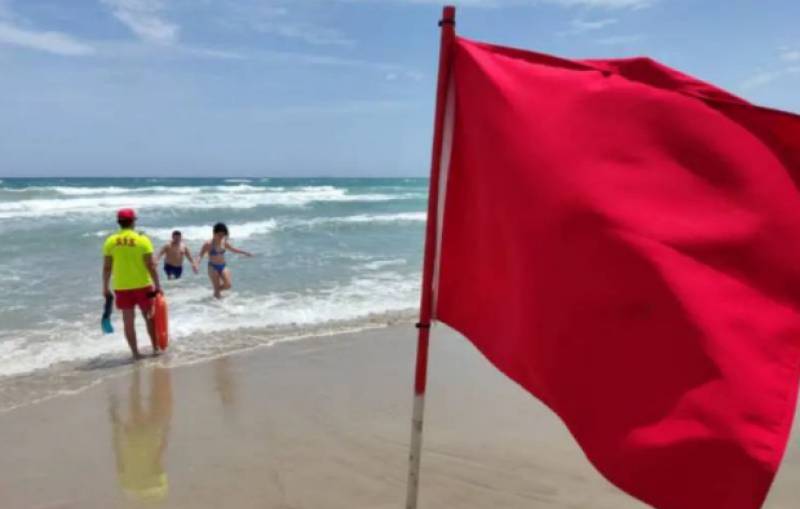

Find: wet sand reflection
214;357;237;412
109;366;173;504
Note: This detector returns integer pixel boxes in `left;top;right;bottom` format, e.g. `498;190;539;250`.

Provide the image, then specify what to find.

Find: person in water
198;222;253;299
156;230;198;280
102;208;163;359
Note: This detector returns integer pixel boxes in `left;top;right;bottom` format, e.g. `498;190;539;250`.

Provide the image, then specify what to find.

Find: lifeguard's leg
121;309;141;359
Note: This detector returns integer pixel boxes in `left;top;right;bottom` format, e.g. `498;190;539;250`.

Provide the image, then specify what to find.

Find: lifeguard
102;208;163;359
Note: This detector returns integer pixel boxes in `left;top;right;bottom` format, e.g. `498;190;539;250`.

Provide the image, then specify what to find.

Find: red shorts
114;286;154;312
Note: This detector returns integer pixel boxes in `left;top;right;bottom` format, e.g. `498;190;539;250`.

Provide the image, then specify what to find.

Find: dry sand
1;324;798;508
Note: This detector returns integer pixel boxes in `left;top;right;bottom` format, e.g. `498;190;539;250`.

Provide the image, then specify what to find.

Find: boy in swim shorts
157;230;198;280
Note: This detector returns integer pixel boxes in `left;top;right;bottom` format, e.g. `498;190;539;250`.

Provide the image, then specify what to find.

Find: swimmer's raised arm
225;241;253;257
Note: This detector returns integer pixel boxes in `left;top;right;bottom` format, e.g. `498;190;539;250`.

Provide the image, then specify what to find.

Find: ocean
0;177;426;410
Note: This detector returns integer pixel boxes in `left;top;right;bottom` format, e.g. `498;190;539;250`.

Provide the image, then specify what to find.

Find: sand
1;324;798;508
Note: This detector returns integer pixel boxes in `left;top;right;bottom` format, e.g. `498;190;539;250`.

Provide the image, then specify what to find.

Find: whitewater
0;178;427;410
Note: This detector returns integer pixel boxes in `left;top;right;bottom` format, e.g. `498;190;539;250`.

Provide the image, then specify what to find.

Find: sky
1;0;799;177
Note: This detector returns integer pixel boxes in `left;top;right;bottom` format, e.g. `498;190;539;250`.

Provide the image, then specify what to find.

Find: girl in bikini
198;223;253;299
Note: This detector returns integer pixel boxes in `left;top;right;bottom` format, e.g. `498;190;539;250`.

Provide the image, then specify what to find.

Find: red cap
117;208;137;220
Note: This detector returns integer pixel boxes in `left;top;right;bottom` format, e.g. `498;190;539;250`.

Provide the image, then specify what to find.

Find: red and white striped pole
405;6;456;509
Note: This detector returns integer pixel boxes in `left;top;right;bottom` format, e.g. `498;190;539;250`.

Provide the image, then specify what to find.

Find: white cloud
251;48;405;71
385;70;424;81
741;48;800;91
547;0;654;7
0;21;95;55
344;0;655;9
781;50;800;63
269;100;410;117
101;0;179;44
573;17;618;30
212;1;353;46
559;17;617;35
252;20;354;46
741;68;798;91
595;33;644;45
185;47;247;60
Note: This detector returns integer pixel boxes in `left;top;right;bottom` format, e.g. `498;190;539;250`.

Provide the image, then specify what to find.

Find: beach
0;178;425;409
2;323;798;509
3;1;799;507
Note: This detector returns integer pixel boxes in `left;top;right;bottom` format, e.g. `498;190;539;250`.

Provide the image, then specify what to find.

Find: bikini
208;243;227;274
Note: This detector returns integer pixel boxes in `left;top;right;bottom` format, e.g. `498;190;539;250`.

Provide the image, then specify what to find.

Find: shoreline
2;324;798;508
0;309;417;414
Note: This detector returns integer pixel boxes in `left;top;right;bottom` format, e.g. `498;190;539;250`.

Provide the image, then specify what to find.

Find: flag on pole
432;36;800;509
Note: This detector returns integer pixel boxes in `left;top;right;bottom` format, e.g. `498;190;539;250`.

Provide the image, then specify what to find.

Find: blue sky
1;0;798;177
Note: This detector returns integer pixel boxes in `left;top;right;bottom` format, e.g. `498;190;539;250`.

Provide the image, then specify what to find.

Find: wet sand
1;324;798;508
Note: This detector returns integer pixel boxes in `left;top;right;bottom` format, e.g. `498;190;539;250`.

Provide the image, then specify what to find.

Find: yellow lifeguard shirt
103;229;154;291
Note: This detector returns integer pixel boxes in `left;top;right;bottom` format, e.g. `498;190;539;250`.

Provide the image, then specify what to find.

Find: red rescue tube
153;293;169;350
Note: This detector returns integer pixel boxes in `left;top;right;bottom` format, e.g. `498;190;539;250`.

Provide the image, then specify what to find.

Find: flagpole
405;6;456;509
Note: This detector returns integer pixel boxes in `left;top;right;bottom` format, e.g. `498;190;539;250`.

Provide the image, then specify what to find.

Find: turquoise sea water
0;178;426;409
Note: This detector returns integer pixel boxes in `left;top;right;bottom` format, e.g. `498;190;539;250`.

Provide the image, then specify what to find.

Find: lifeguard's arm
144;254;162;292
103;256;113;297
225;241;253;257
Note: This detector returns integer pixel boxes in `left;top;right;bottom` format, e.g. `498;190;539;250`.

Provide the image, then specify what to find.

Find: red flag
434;37;800;509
